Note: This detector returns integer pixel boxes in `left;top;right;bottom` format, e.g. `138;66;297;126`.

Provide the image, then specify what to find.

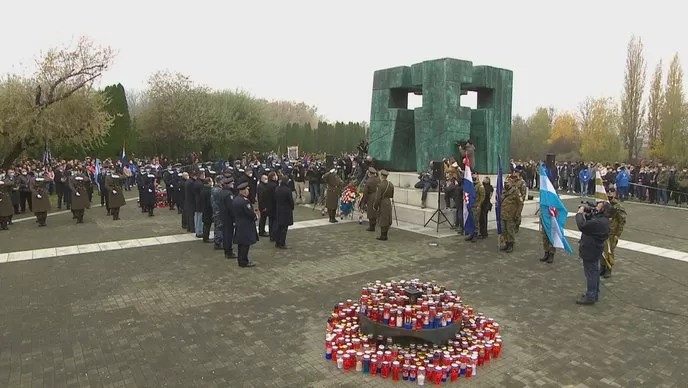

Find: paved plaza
1;198;687;387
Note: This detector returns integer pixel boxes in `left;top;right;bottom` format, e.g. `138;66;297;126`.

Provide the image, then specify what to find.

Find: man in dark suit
232;182;258;268
257;172;278;240
575;201;611;305
274;176;294;249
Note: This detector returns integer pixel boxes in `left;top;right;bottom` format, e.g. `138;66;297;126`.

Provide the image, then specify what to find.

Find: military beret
237;182;249;190
379;169;389;176
368;167;377;174
222;177;234;185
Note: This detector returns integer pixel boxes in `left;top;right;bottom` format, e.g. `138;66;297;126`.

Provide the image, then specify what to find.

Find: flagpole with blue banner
538;162;574;254
121;140;126;166
496;156;503;250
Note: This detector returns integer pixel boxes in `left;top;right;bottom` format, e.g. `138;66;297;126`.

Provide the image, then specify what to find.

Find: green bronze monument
368;58;513;174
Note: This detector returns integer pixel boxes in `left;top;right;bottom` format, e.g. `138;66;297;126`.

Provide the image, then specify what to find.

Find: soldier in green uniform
105;172;126;220
601;188;626;278
30;176;51;227
500;179;522;253
512;170;527;232
323;168;342;223
69;174;90;224
466;170;485;242
656;166;670;205
539;213;556;263
374;170;394;241
0;179;14;230
361;167;379;232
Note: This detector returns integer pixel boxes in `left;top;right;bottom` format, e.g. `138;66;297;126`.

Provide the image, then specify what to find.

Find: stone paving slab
1;203;326;254
1;220;687;387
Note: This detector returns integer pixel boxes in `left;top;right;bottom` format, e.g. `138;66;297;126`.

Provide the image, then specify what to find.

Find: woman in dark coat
200;177;215;243
479;176;494;238
69;174;89;224
31;176;51;226
274;176;294;248
141;173;157;216
105;173;126;220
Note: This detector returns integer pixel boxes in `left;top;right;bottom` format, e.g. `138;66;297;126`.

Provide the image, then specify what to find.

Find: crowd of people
511;159;688;206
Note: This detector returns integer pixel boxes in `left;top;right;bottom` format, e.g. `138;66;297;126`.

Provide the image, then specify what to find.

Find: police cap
368;167;377;174
236;182;249;190
379;169;389;177
222;177;234;185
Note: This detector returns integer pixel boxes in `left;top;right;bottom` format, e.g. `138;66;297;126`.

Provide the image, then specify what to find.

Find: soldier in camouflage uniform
466;170;485;242
656;166;670;205
511;170;527;232
539;214;556;263
211;176;224;250
499;179;522;253
601;188;626;278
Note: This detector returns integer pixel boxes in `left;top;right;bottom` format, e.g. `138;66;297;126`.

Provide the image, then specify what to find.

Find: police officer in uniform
361;167;379;232
219;177;236;259
105;172;126;220
164;165;178;210
601;188;626;278
97;163;111;214
69;174;89;224
210;175;224;250
0;179;13;230
141;169;157;216
232;182;257;267
323;168;342;223
31;176;51;227
374;170;394;241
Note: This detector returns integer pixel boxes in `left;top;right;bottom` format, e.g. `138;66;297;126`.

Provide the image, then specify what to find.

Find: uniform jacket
0;181;16;217
219;188;235;223
140;176;157;207
30;178;51;213
105;175;126;208
232;195;258;245
362;175;379;219
576;213;610;261
608;198;626;235
499;186;521;220
68;177;90;210
275;183;294;226
375;179;394;227
200;184;214;223
323;172;342;209
473;180;485;210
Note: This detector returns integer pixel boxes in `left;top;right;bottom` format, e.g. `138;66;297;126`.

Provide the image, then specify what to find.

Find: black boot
377;227;388;241
539;252;549;262
465;233;474;242
148;208;154;217
366;221;376;232
505;242;514;253
546;252;554;263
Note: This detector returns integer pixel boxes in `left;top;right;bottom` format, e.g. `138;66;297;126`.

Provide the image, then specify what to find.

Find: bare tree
619;36;647;162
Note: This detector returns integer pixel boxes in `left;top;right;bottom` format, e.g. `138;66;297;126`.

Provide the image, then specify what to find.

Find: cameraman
415;161;438;209
575;201;611;305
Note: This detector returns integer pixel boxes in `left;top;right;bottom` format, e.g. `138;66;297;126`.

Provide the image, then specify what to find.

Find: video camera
580;200;598;219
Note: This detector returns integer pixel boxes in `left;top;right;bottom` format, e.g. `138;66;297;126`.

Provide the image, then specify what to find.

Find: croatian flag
539;162;573;254
121;141;126;166
462;157;476;235
496;156;503;235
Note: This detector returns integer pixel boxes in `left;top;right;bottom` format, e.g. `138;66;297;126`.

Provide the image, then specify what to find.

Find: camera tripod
423;183;454;233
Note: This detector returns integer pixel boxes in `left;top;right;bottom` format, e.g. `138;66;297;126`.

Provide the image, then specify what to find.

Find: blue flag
496;156;503;235
121;141;126;166
94;159;102;191
462;157;476;235
539;162;573;254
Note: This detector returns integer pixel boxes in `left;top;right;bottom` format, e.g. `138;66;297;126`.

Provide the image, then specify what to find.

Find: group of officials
162;164;296;268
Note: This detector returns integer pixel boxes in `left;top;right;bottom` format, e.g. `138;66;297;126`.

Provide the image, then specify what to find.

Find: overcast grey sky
1;0;684;123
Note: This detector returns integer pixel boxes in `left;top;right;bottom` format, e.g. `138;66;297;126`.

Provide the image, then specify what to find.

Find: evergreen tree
95;83;131;159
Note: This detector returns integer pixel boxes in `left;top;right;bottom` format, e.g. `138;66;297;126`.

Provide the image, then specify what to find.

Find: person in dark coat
274;176;294;248
200;177;215;243
163;166;178;210
0;179;14;230
257;172;278;241
479;176;494;238
323;168;342;223
193;171;205;237
140;172;157;217
575;201;611;305
174;171;185;215
232;182;258;268
105;173;126;220
30;176;51;226
68;174;89;224
183;173;196;232
219;178;236;259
